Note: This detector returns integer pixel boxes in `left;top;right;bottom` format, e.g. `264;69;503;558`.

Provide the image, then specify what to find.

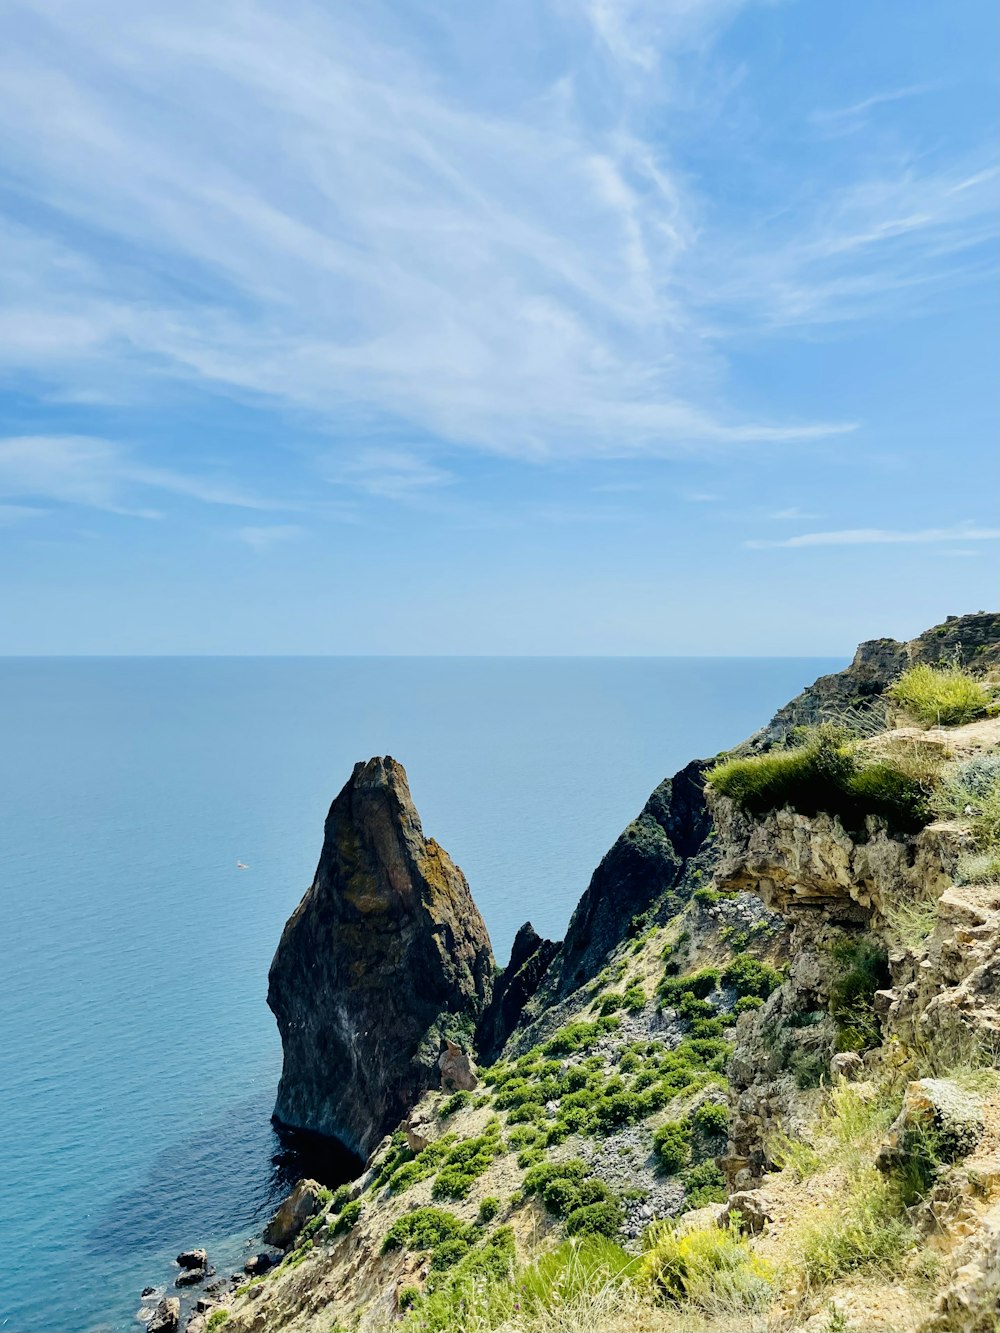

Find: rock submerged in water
267;756;494;1159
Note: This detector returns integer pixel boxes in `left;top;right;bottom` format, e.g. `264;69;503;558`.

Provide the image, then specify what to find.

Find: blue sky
0;0;996;654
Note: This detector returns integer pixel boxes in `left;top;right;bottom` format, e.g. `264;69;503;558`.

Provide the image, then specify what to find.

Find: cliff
267;756;494;1160
175;613;1000;1333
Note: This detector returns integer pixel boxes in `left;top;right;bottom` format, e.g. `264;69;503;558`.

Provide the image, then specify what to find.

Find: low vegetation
888;661;991;727
641;1218;774;1316
707;725;935;833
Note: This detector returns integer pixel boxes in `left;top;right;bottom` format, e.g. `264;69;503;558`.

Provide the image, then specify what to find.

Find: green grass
330;1200;362;1235
828;936;889;1052
707;725;933;833
883;894;940;948
887;661;990;727
797;1173;912;1288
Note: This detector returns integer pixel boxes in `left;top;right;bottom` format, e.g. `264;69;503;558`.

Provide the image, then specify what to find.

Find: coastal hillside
159;612;1000;1333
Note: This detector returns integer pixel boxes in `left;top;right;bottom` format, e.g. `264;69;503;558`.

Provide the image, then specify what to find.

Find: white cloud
746;524;1000;549
0;0;858;464
327;447;455;502
0;435;281;516
0;0;991;472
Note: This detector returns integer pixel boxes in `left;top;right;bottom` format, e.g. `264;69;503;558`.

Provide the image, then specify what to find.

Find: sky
0;0;996;655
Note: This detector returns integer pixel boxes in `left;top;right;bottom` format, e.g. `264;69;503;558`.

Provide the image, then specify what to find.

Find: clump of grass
957;849;1000;885
888;661;990;727
682;1160;728;1207
641;1219;775;1316
707;725;933;833
883;893;940;949
796;1172;912;1289
828;936;890;1052
933;754;1000;851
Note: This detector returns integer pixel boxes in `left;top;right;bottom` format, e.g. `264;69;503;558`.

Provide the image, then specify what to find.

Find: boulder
439;1039;478;1092
404;1106;440;1154
268;757;494;1159
830;1051;864;1083
724;1189;774;1235
876;1078;985;1176
262;1177;325;1250
175;1267;207;1288
919;1202;1000;1333
146;1298;180;1333
176;1249;207;1270
243;1252;275;1276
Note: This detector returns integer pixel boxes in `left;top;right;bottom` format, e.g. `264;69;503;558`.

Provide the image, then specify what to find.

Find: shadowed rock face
475;922;559;1063
267;757;494;1159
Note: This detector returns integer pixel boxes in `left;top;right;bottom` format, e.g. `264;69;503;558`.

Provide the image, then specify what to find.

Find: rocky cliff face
267;756;494;1160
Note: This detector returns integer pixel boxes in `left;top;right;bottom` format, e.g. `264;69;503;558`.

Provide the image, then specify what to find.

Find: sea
0;656;844;1332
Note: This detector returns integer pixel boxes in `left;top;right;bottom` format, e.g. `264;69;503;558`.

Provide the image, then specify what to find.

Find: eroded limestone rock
268;757;494;1158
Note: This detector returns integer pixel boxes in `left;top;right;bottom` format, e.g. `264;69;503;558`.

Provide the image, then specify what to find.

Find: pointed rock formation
475;922;558;1063
267;757;494;1159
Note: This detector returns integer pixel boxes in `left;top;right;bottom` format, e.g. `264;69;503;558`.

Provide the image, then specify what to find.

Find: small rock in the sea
146;1296;180;1333
140;1286;156;1297
175;1267;207;1287
176;1248;207;1270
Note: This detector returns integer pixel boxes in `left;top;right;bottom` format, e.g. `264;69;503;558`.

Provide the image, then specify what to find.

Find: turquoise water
0;656;842;1332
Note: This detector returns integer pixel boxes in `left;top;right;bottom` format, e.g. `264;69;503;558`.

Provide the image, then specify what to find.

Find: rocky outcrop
749;611;1000;749
475;922;558;1062
268;756;494;1159
876;1078;986;1175
920;1201;1000;1333
146;1298;179;1333
537;759;714;1002
711;794;961;922
262;1178;326;1250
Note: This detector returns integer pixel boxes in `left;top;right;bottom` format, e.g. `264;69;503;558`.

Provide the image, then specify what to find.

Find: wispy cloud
237;524;303;551
0;0;860;464
810;83;939;137
746;524;1000;549
329;448;455;502
0;435;281;516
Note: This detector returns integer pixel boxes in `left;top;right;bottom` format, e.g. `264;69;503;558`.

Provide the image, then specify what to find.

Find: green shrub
888;662;989;727
566;1200;624;1238
328;1184;353;1214
382;1206;473;1259
683;1160;728;1207
477;1196;501;1224
828;937;889;1051
693;1101;729;1137
597;991;624;1015
542;1017;621;1056
205;1313;229;1332
641;1219;774;1313
431;1128;503;1200
653;1119;691;1174
439;1090;472;1117
331;1200;362;1235
397;1286;420;1311
734;994;765;1015
693;886;720;906
623;984;647;1012
722;954;782;1000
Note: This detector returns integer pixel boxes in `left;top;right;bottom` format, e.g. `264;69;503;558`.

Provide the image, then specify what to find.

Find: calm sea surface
0;657;843;1332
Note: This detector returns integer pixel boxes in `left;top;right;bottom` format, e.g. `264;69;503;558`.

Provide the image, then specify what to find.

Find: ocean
0;656;843;1332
